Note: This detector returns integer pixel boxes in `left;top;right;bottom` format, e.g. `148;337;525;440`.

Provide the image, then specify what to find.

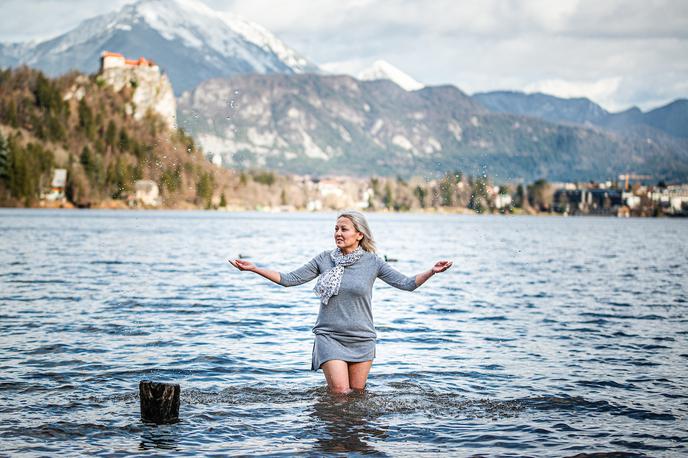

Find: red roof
101;51;156;67
101;51;124;59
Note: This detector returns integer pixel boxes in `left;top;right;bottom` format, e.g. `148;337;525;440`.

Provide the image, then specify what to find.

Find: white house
44;169;67;201
134;180;160;206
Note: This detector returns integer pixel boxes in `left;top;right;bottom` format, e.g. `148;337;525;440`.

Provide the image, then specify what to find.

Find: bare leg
347;360;373;391
321;360;352;394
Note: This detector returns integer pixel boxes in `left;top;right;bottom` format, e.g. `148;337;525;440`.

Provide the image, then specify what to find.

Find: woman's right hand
229;259;256;272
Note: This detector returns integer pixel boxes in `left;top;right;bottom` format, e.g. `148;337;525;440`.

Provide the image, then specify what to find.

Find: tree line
0;67;218;207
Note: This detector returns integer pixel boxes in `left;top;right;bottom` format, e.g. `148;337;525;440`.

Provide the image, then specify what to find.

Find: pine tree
78;98;95;139
0;133;8;182
414;185;427;208
383;182;393;209
105;120;117;150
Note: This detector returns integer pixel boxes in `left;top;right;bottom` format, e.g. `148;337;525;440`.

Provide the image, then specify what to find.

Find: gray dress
278;249;418;370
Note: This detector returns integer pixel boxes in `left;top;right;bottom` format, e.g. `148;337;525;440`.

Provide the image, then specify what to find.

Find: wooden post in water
139;380;180;424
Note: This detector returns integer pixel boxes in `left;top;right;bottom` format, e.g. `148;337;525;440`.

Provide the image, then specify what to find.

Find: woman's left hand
432;260;453;273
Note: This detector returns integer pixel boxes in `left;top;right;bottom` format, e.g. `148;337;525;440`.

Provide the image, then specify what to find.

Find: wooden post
139;380;180;424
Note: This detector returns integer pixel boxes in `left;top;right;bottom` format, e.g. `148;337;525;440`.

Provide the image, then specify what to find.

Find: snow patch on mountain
358;60;424;91
133;0;315;73
219;12;313;72
0;0;319;92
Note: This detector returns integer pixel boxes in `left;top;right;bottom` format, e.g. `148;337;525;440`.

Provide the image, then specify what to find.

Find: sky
1;0;687;112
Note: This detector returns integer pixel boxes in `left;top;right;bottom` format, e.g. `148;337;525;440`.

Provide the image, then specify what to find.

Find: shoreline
0;205;678;218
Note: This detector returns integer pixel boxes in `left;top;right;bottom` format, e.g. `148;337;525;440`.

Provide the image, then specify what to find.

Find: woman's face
334;217;363;252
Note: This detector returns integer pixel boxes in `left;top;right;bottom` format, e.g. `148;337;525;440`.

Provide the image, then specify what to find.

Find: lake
0;209;686;456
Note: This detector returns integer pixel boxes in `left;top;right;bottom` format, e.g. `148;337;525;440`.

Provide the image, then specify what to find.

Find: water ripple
1;210;687;456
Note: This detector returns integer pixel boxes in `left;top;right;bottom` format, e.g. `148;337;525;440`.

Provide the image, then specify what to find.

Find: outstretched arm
378;258;453;291
229;253;322;287
414;260;453;288
229;259;282;284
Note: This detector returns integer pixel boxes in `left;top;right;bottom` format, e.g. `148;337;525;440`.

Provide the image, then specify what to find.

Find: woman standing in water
229;210;452;394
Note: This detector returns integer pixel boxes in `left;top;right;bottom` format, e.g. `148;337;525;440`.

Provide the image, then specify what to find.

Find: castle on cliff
98;51;176;129
100;51;160;72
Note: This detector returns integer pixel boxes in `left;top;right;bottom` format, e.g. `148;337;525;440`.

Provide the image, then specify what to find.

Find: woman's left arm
414;260;453;288
378;258;453;291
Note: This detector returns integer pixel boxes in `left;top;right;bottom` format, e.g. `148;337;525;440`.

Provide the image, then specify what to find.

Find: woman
229;210;452;394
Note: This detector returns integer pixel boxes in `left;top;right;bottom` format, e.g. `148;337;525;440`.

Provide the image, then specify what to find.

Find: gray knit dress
278;249;418;370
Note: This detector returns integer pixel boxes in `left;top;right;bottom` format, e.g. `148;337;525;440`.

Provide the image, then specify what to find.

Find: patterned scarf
313;246;364;305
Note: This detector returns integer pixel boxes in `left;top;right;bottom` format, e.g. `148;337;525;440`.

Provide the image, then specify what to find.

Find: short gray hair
337;210;377;253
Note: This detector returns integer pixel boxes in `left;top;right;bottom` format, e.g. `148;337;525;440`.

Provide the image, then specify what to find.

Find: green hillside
0;67;219;208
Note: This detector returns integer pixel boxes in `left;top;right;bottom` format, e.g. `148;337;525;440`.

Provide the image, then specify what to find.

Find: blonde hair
337;210;377;253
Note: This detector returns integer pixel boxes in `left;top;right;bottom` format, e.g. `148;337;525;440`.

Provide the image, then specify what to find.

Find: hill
474;91;688;139
0;66;227;207
177;74;688;182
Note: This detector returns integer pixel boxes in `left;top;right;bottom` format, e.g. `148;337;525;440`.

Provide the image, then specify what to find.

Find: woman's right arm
229;259;282;284
229;253;322;287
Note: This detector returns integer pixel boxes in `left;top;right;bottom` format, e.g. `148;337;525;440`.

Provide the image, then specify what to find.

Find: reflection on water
139;424;181;451
310;391;388;455
0;209;687;455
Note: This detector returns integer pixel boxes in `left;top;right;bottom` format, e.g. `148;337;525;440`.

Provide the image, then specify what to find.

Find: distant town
37;165;688;217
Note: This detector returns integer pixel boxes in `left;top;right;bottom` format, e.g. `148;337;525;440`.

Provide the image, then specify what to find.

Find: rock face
98;52;176;128
177;73;688;182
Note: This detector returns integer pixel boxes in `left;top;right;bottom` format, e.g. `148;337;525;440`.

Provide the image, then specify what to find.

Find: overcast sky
1;0;687;111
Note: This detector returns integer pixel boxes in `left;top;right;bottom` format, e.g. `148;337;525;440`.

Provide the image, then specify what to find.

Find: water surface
1;210;687;456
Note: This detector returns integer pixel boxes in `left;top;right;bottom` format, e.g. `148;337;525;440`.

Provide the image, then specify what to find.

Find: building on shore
651;184;688;216
553;188;623;216
44;169;67;202
132;180;160;207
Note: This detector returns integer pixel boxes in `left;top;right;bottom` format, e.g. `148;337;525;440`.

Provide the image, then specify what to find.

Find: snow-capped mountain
357;60;424;91
0;0;320;94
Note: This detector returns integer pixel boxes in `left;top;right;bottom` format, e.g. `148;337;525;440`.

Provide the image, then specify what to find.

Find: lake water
1;209;687;456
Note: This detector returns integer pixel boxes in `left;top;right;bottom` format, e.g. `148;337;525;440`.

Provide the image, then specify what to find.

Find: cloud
320;58;370;76
525;77;623;109
0;0;135;42
211;0;687;110
1;0;686;111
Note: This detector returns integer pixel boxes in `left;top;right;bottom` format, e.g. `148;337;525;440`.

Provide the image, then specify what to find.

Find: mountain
0;0;319;94
643;99;688;139
474;91;688;139
177;74;688;182
473;91;609;126
357;60;424;91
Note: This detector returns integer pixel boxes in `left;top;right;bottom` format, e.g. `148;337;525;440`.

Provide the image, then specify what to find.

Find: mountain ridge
0;0;319;94
357;60;424;91
177;73;688;182
473;91;687;139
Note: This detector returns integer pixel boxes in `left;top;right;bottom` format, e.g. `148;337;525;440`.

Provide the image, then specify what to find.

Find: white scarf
313;246;364;305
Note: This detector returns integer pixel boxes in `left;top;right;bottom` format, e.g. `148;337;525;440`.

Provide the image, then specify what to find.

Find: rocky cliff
97;58;176;129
